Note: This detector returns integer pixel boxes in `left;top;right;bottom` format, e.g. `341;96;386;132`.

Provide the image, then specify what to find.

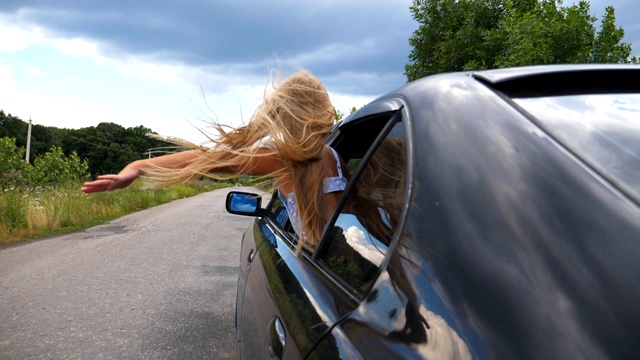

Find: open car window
263;111;403;253
263;191;297;245
316;113;407;298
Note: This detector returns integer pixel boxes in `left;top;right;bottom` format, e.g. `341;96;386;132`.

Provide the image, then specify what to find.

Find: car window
264;112;401;250
316;119;407;297
264;191;297;241
513;93;640;203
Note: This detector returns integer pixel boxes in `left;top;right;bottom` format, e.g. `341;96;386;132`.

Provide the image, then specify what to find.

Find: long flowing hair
144;70;335;248
349;136;406;245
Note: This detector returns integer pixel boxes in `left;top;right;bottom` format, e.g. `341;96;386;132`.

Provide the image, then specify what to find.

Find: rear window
513;93;640;202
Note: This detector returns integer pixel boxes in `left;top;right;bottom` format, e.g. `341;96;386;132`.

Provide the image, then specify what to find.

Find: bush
27;146;89;187
0;138;90;189
0;137;28;190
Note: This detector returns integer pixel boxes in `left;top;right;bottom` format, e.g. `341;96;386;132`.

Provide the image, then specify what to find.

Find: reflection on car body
226;65;640;359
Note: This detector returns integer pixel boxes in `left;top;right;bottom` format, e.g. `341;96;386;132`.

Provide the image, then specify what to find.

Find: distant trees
0;110;170;186
334;106;360;123
61;122;170;176
405;0;639;81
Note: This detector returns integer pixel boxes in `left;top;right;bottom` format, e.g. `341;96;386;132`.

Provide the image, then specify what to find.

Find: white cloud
286;38;380;65
417;306;473;360
0;62;17;90
0;6;396;147
50;36;102;59
0;14;261;91
0;19;45;53
0;15;271;144
343;224;386;265
331;92;377;115
24;65;44;77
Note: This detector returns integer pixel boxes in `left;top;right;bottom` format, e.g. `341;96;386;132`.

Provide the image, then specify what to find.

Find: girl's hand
81;167;139;193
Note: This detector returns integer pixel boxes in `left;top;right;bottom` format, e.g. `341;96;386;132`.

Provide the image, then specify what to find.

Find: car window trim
300;108;405;302
375;103;415;274
262;190;300;250
314;107;404;257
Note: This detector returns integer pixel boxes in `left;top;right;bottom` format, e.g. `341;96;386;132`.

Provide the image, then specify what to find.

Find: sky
1;0;638;144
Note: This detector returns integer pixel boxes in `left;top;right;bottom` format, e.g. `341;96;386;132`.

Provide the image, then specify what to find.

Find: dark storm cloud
4;1;635;98
1;0;417;95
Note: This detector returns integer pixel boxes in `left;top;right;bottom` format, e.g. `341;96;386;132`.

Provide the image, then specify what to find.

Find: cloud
0;18;45;53
23;65;43;77
4;0;635;146
0;0;416;95
343;224;386;265
0;62;18;100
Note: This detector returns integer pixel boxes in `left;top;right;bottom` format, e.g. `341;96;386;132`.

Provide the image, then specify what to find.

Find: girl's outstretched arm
81;150;203;193
81;148;285;193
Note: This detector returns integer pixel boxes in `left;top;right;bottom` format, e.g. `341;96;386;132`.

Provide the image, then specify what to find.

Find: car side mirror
225;191;264;216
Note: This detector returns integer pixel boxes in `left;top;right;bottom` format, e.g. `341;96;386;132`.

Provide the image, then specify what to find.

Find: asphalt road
0;187;261;359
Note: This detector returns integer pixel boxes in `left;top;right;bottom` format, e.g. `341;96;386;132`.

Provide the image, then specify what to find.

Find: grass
0;179;237;247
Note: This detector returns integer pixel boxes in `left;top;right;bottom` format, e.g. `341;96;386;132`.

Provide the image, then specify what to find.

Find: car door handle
247;249;255;263
267;316;286;360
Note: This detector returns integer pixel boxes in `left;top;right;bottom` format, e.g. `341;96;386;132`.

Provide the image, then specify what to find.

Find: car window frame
262;190;300;251
262;110;403;253
309;108;409;300
257;104;415;300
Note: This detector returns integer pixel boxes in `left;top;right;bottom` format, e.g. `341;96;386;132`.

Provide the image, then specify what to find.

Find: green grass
0;179;234;246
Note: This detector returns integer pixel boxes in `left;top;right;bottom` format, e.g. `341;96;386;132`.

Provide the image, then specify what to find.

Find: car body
226;65;640;359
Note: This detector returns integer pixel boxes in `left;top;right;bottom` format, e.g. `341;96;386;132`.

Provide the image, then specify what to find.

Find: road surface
0;187;261;359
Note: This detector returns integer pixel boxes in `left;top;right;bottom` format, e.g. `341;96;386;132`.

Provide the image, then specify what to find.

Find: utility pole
25;117;33;162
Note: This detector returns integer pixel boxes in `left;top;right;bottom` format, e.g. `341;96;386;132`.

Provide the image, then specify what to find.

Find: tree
0;111;28;148
405;0;639;81
0;139;89;189
27;146;89;187
1;111;170;177
62;122;168;176
0;137;28;190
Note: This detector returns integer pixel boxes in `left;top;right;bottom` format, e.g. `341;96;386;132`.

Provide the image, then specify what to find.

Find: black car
226;65;640;359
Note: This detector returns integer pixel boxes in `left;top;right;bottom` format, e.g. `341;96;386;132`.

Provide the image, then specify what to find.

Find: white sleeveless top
279;147;348;237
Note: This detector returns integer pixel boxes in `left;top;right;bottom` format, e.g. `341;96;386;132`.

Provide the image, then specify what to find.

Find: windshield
514;93;640;202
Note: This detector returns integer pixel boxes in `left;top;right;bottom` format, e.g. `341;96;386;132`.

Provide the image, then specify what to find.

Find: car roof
471;63;640;84
340;64;640;204
341;64;640;126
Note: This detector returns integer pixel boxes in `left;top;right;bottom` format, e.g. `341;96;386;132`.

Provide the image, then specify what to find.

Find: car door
305;111;410;359
238;106;405;359
240;189;366;359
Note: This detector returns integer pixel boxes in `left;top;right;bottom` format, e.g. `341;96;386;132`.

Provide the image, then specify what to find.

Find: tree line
1;110;170;188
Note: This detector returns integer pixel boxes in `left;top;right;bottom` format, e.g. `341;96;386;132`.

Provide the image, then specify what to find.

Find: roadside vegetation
0;136;263;246
0;181;229;246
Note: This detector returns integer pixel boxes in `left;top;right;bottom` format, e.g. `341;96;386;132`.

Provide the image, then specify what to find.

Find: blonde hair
349;136;406;245
145;70;335;249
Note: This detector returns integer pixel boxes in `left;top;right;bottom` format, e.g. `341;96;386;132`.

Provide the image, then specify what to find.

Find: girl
81;70;348;251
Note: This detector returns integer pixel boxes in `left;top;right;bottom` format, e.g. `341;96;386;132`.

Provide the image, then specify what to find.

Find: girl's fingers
96;175;118;180
81;179;115;193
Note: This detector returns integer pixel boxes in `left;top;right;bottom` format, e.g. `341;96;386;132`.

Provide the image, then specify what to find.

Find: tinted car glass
317;120;406;297
265;191;297;242
513;93;640;202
